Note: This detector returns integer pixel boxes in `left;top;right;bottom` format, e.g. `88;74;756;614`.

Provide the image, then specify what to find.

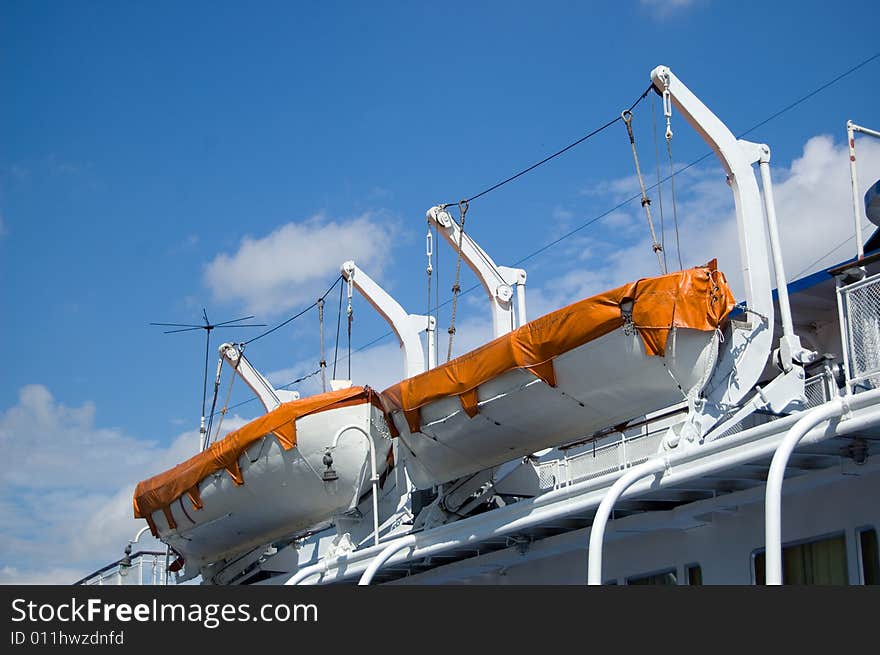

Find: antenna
150;309;266;448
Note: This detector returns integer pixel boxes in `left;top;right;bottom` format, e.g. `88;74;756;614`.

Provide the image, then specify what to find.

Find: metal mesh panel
625;432;665;466
804;374;829;408
536;461;559;490
567;442;622;482
843;275;880;391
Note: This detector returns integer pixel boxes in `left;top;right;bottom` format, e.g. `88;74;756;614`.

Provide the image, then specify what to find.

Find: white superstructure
83;64;880;587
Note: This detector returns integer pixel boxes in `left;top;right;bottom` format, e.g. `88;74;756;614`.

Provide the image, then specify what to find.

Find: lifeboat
133;386;392;575
382;262;736;488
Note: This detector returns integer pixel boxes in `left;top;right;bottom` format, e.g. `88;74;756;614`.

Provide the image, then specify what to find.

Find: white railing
77;552;169;586
531;368;836;491
838;272;880;395
534;428;667;492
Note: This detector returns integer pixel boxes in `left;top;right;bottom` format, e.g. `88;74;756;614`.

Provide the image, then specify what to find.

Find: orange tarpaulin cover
133;386;380;528
382;263;735;433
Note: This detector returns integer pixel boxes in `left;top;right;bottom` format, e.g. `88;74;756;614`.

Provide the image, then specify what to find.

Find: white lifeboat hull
138;401;390;575
392;326;718;488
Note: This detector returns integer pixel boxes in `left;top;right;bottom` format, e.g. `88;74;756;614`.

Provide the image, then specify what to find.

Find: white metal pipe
341;261;430;378
131;526;152;544
847;121;865;260
284;558;334;586
758;157;796;342
301;400;880;584
285;388;880;585
358;535;417;585
764;397;848;585
587;458;667;585
516;283;527;328
332;424;380;547
426;319;436;370
764;398;848;585
851;122;880;139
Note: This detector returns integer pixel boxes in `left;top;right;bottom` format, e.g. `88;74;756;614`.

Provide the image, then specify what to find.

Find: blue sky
2;0;879;583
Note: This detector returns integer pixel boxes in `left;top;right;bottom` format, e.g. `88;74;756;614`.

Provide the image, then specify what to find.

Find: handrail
587;458;668;585
764;398;848;584
358;536;417;585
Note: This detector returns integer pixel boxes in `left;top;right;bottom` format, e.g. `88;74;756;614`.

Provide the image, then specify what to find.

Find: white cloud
0;384;249;584
555;134;880;303
640;0;700;19
0;566;89;585
204;213;394;317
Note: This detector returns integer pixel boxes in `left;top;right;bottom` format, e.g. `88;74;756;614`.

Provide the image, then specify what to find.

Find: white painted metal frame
331;424;381;547
341;260;435;377
218;343;291;412
847;120;880;260
288;65;827;587
764;397;849;584
426;205;527;337
648;66;807;448
284;386;880;585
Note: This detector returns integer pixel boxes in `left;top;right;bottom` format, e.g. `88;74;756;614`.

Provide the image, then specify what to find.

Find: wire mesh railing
838;272;880;394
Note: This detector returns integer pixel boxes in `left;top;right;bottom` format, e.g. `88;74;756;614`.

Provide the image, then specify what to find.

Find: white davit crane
340;260;435;378
217;343;300;413
426;205;527;337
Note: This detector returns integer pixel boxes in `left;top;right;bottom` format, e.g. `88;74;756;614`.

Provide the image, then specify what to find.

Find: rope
447;199;469;361
622;109;665;274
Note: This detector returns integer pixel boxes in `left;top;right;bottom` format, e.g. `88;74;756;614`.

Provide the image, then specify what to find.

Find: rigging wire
204;355;224;448
622;108;665;274
447;200;469;361
243;276;342;345
318;297;326;392
790;220;875;282
457;85;654;205
207;368;323;422
434;219;440;365
206;52;880;415
210;353;240;446
651;95;668;272
332;278;343;378
666;133;685;271
346;272;353;379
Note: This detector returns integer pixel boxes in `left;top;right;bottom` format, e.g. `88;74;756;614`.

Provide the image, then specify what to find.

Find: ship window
686;564;702;585
627;568;677;585
859;528;879;585
753;533;848;585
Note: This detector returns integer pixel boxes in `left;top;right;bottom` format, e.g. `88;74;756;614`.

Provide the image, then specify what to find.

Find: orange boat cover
382;262;735;433
132;386;380;531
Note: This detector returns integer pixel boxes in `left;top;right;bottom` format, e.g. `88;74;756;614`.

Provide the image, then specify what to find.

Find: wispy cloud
204;213;395;317
639;0;701;20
